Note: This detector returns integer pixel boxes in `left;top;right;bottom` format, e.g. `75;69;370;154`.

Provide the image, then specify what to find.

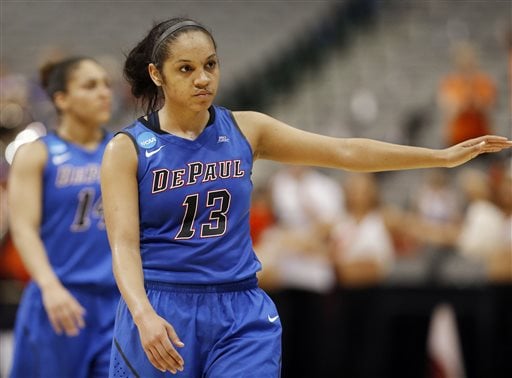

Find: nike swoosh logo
268;315;279;323
145;145;164;158
52;153;71;165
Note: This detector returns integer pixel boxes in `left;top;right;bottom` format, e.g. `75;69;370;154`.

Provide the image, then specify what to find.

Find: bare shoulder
232;111;274;128
11;140;48;171
105;133;138;156
103;132;138;169
231;111;281;145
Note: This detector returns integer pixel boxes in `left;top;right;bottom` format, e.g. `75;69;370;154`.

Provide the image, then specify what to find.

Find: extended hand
442;135;512;168
136;311;185;374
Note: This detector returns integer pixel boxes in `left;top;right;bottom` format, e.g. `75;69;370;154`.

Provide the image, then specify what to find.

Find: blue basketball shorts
110;277;282;378
9;282;119;378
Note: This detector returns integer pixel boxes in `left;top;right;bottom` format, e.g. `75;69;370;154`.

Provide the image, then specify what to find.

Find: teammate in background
101;18;512;377
8;57;119;378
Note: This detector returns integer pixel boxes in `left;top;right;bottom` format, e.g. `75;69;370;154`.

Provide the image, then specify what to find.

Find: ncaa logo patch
49;141;67;154
137;132;157;149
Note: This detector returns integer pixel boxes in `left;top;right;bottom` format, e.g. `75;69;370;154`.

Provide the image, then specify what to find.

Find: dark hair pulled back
40;56;90;104
123;17;216;115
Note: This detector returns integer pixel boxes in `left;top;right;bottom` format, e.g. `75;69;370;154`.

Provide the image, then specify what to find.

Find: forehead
167;30;216;59
68;60;107;82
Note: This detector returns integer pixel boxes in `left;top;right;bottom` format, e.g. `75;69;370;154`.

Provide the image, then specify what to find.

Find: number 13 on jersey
175;189;231;239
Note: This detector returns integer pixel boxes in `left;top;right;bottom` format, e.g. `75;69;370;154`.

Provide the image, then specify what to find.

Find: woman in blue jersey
101;18;512;377
8;57;119;377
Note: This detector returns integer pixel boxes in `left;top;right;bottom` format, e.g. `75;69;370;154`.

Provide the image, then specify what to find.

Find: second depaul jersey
122;105;261;284
40;131;116;288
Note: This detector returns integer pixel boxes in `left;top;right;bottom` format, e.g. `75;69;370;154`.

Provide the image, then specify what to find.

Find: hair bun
39;61;57;90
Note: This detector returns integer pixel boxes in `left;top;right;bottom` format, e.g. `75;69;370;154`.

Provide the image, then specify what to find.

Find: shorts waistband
145;276;258;293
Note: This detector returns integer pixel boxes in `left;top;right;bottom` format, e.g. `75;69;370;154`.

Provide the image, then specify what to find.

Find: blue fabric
110;279;281;377
121;106;261;285
10;283;119;378
39;131;116;288
10;131;119;377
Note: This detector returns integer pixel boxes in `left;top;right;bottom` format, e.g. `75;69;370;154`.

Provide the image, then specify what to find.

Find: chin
191;101;213;112
97;112;112;125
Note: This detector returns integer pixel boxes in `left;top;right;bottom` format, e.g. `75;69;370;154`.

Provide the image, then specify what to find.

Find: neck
349;207;373;223
158;105;210;140
58;118;103;148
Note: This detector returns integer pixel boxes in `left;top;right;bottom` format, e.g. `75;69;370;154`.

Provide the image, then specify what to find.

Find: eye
180;65;193;73
83;80;97;89
205;60;217;70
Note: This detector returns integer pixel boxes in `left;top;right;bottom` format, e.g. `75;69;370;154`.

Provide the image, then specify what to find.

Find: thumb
475;140;486;153
165;323;184;347
469;140;485;154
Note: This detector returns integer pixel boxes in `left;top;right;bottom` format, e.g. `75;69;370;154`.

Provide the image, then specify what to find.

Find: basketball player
101;18;512;377
8;57;119;378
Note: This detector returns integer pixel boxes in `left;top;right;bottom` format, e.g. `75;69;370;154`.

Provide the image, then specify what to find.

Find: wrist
433;148;450;168
37;275;62;291
131;304;156;326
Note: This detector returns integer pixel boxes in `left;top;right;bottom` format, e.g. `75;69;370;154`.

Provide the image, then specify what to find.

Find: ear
148;63;163;87
54;91;68;112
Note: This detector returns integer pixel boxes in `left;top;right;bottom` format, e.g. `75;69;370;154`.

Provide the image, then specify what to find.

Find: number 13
175;189;231;239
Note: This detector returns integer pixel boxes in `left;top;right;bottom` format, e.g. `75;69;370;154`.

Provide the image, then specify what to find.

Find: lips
194;90;212;96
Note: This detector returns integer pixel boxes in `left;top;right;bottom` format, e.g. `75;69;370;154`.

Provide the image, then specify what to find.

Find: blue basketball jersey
39;131;115;288
121;105;261;284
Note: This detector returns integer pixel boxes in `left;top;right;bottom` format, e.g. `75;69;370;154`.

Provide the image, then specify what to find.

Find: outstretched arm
8;141;85;336
235;111;511;171
101;134;184;374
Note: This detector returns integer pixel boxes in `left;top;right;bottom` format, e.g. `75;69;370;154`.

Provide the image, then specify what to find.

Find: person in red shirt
438;42;497;146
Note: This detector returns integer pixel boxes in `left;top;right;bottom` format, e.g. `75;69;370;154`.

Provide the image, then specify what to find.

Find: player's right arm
8;141;85;336
101;134;184;374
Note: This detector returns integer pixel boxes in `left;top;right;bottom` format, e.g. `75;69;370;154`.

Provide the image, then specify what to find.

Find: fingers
47;311;63;335
475;140;512;154
461;135;512;157
47;301;86;336
143;326;185;374
145;341;184;373
165;324;185;368
144;348;167;372
153;341;184;374
461;135;511;148
166;323;185;349
146;347;169;373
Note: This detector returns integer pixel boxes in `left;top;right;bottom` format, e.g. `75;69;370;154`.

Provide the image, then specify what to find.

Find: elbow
335;144;372;172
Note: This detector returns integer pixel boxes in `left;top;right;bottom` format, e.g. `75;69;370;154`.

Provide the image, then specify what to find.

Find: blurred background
1;0;511;377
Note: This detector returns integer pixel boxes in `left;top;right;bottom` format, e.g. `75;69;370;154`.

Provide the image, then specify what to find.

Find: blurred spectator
257;165;343;293
409;169;463;281
487;167;512;281
329;172;395;286
393;167;507;284
438;42;496;147
415;169;461;226
249;183;275;247
456;168;505;260
0;64;35;143
328;173;394;377
256;165;343;378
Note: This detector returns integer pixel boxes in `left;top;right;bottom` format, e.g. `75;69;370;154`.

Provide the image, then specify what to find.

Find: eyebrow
175;54;217;63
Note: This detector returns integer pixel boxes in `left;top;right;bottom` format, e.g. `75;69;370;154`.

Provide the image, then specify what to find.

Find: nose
194;69;210;88
99;83;112;99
